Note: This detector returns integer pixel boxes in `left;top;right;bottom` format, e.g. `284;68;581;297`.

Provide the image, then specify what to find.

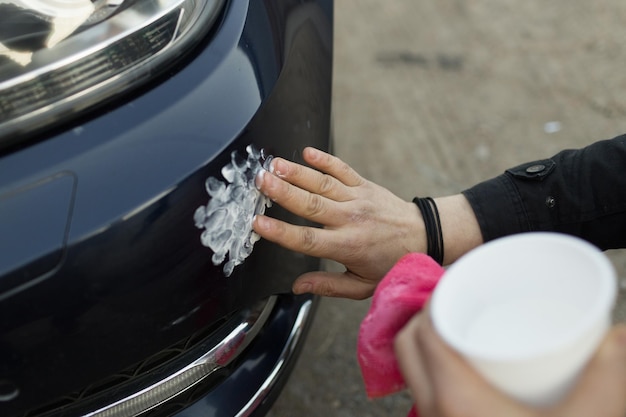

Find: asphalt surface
268;1;626;416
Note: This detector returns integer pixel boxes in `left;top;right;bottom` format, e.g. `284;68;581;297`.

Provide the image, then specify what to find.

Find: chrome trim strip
234;299;314;417
82;296;277;417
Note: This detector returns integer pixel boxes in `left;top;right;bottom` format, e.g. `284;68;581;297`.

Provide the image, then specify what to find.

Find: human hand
253;147;425;299
394;307;626;417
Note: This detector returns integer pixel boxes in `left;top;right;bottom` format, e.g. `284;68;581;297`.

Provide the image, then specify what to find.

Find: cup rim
431;232;617;362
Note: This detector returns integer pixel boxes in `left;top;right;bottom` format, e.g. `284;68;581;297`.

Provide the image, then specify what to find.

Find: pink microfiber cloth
357;253;445;416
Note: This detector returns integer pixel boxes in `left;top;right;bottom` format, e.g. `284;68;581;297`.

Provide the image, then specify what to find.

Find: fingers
292;270;375;300
259;148;363;205
395;313;435;414
256;169;344;226
255;150;371;225
554;324;626;417
396;314;626;417
417;311;532;417
253;214;336;259
253;214;377;299
268;156;354;202
395;309;533;417
301;147;365;188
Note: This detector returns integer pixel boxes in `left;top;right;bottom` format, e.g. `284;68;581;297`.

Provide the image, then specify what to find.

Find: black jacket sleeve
462;134;626;250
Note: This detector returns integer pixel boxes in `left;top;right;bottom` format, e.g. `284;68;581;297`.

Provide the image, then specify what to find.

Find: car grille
21;297;277;417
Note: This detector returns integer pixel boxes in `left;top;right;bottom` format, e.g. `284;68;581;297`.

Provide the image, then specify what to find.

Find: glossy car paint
0;0;332;415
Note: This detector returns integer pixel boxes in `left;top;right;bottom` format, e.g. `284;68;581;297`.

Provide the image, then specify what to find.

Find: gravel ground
268;1;626;415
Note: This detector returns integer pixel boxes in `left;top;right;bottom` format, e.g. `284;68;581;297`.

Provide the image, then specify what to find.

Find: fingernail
304;147;319;161
272;159;288;177
255;169;266;190
254;214;269;231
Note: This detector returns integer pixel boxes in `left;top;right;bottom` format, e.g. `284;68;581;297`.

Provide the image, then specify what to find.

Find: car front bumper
0;0;332;415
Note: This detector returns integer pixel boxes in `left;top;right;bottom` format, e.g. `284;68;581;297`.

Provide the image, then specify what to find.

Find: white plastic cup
430;232;617;406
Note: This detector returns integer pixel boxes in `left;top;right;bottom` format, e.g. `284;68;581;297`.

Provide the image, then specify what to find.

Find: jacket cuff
462;174;532;243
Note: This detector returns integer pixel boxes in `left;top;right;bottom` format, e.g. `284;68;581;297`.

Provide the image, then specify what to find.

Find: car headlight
0;0;225;148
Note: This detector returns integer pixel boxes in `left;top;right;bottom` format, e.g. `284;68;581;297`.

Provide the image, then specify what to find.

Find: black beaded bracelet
412;197;444;265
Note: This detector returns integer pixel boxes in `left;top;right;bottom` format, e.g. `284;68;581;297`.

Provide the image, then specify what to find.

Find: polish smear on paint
194;145;272;276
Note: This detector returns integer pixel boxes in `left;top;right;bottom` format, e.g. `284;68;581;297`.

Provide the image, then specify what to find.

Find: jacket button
526;164;546;173
545;196;556;208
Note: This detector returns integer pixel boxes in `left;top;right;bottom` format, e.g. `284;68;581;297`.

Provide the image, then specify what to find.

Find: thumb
554;324;626;417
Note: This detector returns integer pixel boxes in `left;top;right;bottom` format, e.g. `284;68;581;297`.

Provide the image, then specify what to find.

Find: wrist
433;194;483;264
405;200;428;255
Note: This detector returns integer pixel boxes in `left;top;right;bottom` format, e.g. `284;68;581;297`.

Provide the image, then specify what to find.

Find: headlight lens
0;0;225;147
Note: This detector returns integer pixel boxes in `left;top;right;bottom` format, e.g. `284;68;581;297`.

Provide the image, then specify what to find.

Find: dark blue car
0;1;333;416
